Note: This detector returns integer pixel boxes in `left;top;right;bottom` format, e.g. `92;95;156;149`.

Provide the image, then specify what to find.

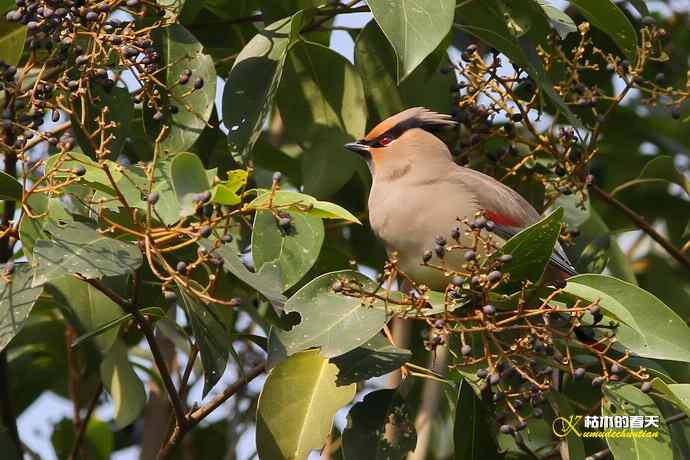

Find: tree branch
590;184;690;272
80;278;188;430
68;383;103;460
156;362;266;460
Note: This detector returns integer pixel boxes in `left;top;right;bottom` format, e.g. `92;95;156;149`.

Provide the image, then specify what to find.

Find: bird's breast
368;179;481;289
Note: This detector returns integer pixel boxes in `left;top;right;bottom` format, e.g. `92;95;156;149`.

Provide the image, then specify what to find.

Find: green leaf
198;238;286;307
32;221;142;286
71;86;133;159
355;21;454;121
548;391;586;460
330;334;411;385
71;307;164;349
211;169;248;206
535;0;577;39
612;155;690;196
367;0;455;81
155;24;217;152
170;152;211;217
177;285;232;396
0;263;43;353
100;340;146;429
579;207;636;283
564;274;690;362
0;170;21;201
577;235;610;274
256;349;355;460
456;0;582;130
223;13;303;165
493;207;564;285
278;41;366;197
0;20;25;67
651;379;690;417
273;270;387;358
251;210;324;291
248;190;361;224
45;277;124;354
51;417;113;460
569;0;638;61
602;383;673;459
454;379;498;460
341;388;417;460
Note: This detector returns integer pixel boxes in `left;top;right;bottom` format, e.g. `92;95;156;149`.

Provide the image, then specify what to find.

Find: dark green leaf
100;340;146;428
71;307;164;349
71;86;133;159
274;270;387;358
602;383;673;459
256;349;355;460
0;171;21;201
341;389;417;460
612;155;690;196
278;41;366;197
223;13;303;164
548;391;586;460
576;235;610;274
0;263;43;353
45;277;124;353
155;24;217;152
51;416;113;460
564;274;690;362
367;0;455;81
251;210;324;291
32;221;142;286
493;207;564;285
453;379;498;460
178;285;232;396
330;334;411;385
569;0;638;62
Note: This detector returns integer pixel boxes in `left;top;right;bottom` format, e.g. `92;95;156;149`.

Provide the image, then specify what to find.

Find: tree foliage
0;1;688;459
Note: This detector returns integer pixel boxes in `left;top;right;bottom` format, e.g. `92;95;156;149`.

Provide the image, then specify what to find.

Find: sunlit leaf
367;0;455;81
256;349;355;460
251;210;324;291
273;270;387;358
564;274;690;362
248;190;361;224
602;383;673;459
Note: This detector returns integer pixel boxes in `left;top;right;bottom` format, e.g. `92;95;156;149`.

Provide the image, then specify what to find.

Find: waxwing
344;107;576;290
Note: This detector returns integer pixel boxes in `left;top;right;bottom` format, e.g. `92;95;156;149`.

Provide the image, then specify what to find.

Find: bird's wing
447;166;577;276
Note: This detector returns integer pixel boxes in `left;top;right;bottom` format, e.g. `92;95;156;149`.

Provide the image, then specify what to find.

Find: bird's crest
364;107;457;141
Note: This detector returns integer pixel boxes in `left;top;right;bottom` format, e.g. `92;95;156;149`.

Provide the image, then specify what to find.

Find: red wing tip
484;210;520;228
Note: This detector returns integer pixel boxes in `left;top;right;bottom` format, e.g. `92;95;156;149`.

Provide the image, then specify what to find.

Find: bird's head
344;107;457;177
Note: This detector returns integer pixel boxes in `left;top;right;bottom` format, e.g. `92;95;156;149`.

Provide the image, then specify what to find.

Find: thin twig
68;383;103;460
590;184;690;272
80;278;188;430
156;363;266;460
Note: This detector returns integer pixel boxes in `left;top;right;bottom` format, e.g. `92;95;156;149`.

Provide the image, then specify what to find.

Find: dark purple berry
640;381;653;393
482;304;496;316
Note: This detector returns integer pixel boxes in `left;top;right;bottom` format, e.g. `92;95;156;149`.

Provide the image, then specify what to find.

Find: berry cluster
331;217;652;436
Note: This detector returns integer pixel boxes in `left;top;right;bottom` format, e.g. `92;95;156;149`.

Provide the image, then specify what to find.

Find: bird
343;107;576;290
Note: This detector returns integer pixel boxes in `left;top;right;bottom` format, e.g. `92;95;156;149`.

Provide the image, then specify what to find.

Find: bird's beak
344;140;370;157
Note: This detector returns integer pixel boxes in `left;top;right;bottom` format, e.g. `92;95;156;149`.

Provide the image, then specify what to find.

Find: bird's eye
379;136;393;146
